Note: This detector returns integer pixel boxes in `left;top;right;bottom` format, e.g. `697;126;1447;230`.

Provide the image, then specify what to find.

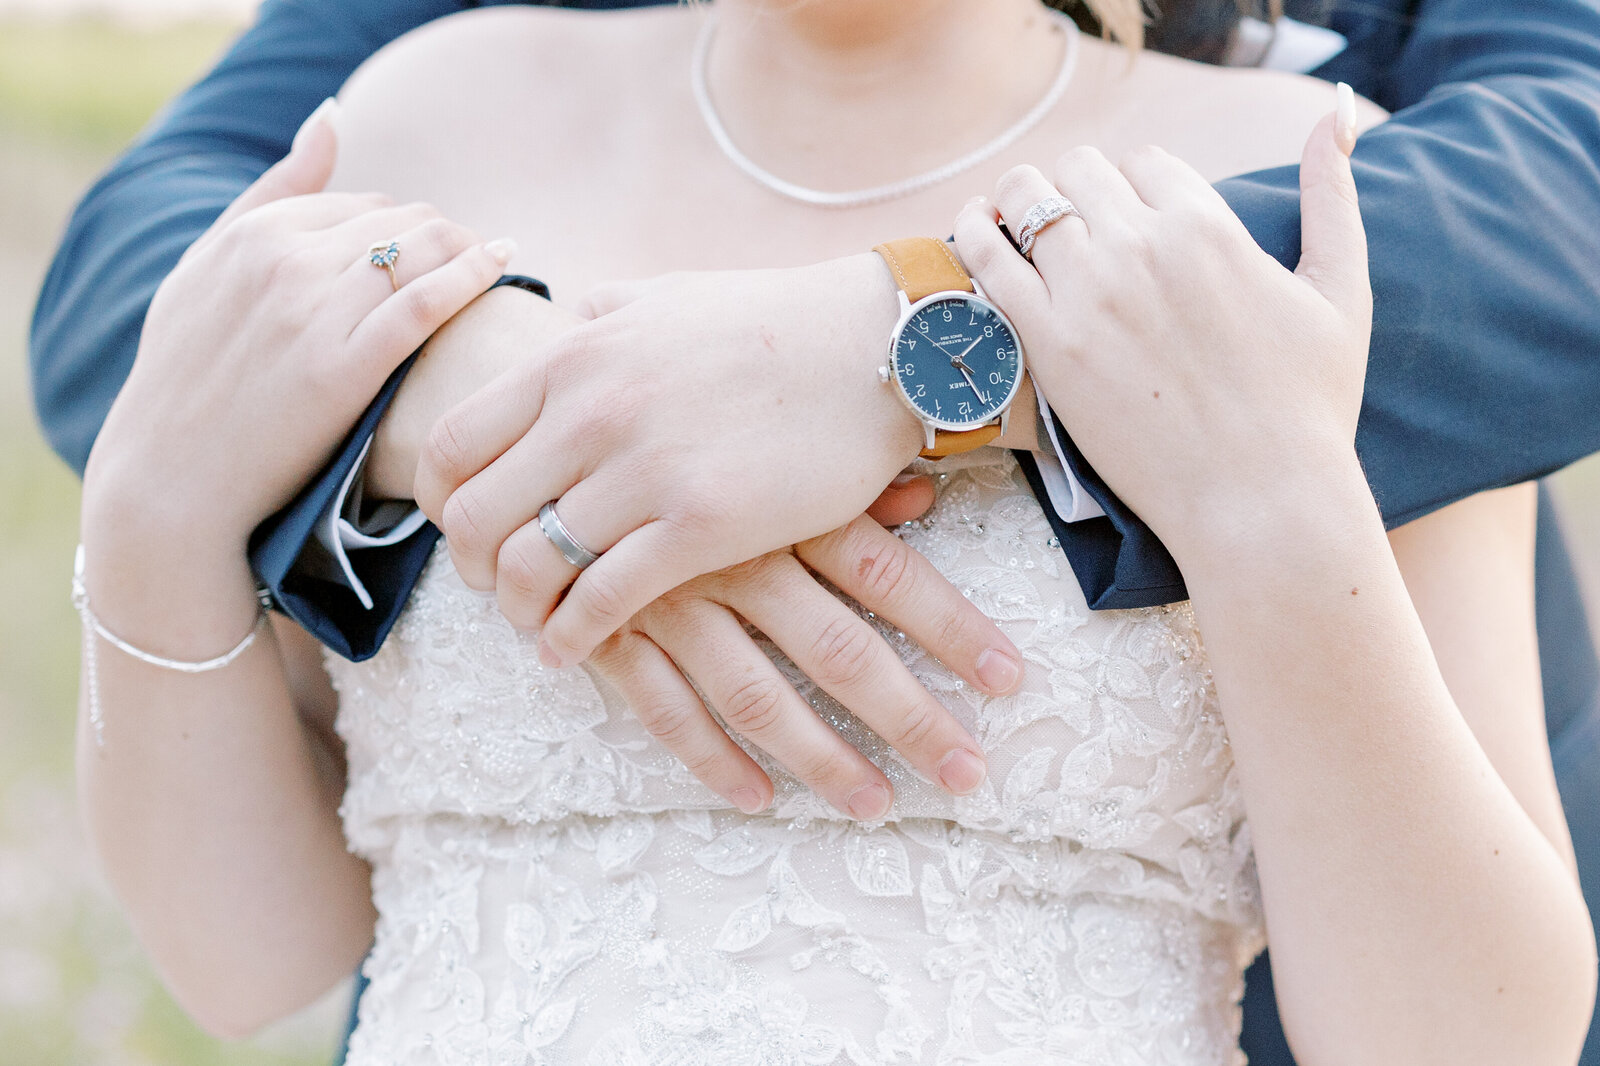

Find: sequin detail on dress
328;451;1264;1065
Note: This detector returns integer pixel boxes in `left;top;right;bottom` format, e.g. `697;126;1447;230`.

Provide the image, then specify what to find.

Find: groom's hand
364;280;1020;812
413;257;931;671
590;515;1019;817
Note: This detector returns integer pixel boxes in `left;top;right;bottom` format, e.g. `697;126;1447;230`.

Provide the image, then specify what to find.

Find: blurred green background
1;11;346;1066
0;7;1597;1066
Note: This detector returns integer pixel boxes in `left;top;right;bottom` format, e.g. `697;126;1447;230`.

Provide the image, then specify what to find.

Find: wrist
990;371;1042;451
804;252;926;466
1166;454;1382;594
82;456;255;560
77;518;263;665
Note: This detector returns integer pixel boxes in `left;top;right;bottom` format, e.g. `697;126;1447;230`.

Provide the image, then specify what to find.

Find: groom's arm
29;0;468;475
1044;0;1600;609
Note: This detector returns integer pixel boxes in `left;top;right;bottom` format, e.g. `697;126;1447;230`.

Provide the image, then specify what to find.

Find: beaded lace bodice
327;450;1264;1065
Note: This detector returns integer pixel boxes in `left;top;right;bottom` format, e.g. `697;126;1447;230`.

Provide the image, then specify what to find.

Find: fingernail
965;195;988;206
292;97;339;153
975;648;1020;693
845;784;891;821
1335;82;1358;157
537;639;564;669
730;788;765;814
937;748;987;795
890;472;920;489
484;237;518;266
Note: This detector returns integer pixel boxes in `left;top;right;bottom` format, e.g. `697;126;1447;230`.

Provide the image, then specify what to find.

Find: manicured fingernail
890;472;920;488
937;748;987;794
846;784;891;821
484;237;518;266
1335;82;1358;156
730;788;765;814
966;195;988;206
292;97;339;153
537;640;564;669
975;648;1020;693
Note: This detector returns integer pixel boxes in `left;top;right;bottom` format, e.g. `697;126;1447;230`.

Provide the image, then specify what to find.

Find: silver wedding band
1016;196;1083;259
538;500;600;570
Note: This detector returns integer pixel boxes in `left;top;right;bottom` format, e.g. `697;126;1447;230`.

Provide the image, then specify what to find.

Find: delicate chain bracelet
71;544;272;748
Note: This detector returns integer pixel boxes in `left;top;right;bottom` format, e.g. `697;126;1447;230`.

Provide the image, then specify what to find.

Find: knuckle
810;616;879;689
415;216;464;257
634;693;699;750
398;282;450;332
853;535;919;605
721;552;783;591
494;538;544;600
929;606;977;658
886;700;944;754
574;566;630;630
259;242;318;294
423;411;477;482
994;163;1043;204
790;748;854;796
1124;143;1167;168
718;675;788;735
955;225;1001;275
1054;145;1106;185
439;490;491;555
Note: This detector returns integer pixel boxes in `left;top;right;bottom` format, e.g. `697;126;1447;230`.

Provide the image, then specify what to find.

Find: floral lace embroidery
329;451;1264;1065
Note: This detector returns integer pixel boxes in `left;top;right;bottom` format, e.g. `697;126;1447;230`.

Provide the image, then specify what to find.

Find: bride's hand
952;94;1371;572
83;101;514;553
412;257;925;668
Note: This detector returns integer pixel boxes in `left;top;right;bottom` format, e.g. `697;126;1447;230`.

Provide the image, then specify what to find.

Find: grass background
0;10;1596;1066
0;16;348;1066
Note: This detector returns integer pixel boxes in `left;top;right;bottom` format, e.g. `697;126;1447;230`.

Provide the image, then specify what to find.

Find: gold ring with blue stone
367;240;401;292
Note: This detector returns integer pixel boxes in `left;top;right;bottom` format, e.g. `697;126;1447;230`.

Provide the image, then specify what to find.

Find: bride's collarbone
341;9;1364;291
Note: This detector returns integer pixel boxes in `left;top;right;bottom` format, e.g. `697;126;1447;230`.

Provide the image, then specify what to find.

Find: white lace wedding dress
326;449;1265;1065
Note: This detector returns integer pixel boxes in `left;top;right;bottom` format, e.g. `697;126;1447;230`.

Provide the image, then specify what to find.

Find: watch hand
950;336;992;402
954;362;990;406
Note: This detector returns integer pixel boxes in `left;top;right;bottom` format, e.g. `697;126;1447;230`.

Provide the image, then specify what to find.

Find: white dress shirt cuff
1031;378;1106;524
313;436;429;611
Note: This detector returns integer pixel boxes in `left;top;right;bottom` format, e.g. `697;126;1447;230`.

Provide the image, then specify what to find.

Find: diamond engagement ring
1016;197;1083;259
538;501;601;570
368;240;402;292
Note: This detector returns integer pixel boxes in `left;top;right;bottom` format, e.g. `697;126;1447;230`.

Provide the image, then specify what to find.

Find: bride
73;0;1595;1063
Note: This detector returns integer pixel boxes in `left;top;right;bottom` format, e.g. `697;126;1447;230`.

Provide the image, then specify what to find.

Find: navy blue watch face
893;296;1021;427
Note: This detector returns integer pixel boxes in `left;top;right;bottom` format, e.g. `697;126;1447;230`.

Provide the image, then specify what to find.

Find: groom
30;0;1600;1062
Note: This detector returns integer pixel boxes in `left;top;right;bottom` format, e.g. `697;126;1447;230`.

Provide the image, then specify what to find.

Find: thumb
190;98;341;256
1293;83;1369;318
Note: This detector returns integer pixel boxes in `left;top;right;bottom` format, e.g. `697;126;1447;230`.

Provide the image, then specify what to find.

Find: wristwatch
873;237;1025;458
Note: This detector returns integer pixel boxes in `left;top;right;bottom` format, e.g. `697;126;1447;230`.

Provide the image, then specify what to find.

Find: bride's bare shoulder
1069;34;1387;179
330;5;693;187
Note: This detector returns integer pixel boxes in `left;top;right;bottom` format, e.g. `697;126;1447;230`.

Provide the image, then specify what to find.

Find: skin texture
74;110;1031;1035
371;281;1023;815
74;0;1593;1054
957;114;1595;1065
343;0;1381;668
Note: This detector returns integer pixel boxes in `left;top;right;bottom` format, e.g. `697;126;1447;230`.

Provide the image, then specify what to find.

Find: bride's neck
705;0;1072;192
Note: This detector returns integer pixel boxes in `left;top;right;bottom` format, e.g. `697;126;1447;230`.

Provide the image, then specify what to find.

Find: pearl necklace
691;9;1081;209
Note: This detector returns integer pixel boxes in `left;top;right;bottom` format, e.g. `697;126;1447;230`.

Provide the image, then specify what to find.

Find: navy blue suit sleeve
1048;0;1600;609
28;0;463;475
250;274;549;662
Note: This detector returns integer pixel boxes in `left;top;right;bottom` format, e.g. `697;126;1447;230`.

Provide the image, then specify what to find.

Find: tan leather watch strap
873;237;975;302
923;423;1003;457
